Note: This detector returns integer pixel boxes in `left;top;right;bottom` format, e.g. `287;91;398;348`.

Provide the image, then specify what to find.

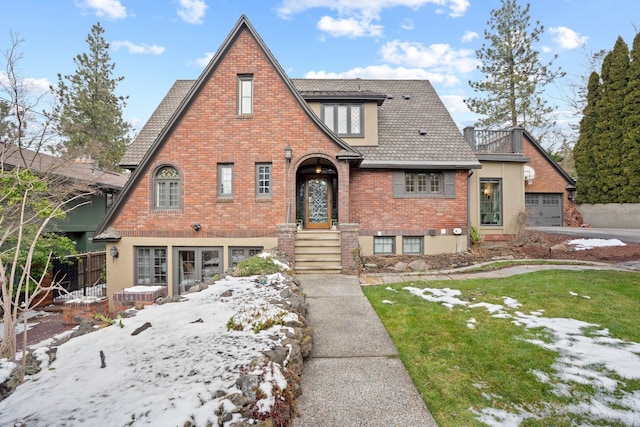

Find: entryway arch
295;157;338;230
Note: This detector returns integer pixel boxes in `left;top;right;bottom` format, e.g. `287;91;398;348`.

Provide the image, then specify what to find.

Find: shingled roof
119;80;195;170
292;79;480;169
122;78;480;170
1;143;128;190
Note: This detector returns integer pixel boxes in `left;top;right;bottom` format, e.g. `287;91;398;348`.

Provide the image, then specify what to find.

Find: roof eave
359;160;481;170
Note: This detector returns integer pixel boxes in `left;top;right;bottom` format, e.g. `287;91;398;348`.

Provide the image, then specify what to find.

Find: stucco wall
577;204;640;228
470;161;525;237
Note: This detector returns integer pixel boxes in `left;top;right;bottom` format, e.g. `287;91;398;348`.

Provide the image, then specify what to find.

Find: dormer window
322;104;363;137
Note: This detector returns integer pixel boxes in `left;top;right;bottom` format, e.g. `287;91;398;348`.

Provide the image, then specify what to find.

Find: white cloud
317;15;383;38
304;64;459;86
111;41;165;55
76;0;127;19
380;39;478;74
276;0;470;20
440;94;470;113
401;18;414;30
461;30;478;43
195;52;215;67
177;0;208;25
0;73;51;95
550;26;588;50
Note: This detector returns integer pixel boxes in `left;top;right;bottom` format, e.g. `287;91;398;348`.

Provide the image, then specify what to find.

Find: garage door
525;193;562;226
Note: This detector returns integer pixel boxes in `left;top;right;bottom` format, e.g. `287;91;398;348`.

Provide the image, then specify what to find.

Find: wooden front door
306;176;331;229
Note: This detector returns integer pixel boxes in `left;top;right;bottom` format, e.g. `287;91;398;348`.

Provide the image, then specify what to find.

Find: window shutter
393;171;405;198
444;172;456;197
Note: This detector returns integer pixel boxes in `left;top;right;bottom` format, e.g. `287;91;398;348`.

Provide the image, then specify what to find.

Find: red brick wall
112;29;343;237
350;169;469;235
522;137;571;194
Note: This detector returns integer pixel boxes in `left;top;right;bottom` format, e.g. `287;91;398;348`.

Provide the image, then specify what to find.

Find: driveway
532;227;640;244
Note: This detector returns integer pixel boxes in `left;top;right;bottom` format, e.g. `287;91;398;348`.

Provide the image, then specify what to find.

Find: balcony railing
464;127;523;154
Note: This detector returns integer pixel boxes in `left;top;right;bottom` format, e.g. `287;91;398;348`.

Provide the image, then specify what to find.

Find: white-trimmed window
218;163;234;198
403;237;423;255
154;166;180;209
256;163;272;197
238;74;253;115
322;104;363;137
374;236;395;255
136;247;167;286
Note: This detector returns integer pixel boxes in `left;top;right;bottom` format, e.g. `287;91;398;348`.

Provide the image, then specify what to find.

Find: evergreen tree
51;22;131;171
622;32;640;202
593;37;629;202
465;0;564;145
574;72;601;203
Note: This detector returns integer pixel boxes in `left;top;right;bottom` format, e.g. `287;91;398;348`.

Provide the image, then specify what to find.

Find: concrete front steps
295;230;342;274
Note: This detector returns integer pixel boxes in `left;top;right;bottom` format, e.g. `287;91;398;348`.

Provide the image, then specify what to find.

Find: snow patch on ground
401;285;640;425
0;273;297;426
567;238;626;250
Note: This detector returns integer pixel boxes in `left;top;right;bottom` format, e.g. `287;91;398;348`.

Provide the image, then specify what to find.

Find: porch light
284;145;292;162
315;159;322;174
109;245;119;260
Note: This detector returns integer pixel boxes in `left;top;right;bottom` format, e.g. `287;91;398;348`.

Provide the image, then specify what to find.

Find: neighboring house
464;126;577;241
93;15;483;302
1;142;128;252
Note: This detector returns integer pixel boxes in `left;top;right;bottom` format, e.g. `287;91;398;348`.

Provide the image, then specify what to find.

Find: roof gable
97;15;361;238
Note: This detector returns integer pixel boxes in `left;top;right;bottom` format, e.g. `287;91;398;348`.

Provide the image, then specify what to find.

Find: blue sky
1;0;639;140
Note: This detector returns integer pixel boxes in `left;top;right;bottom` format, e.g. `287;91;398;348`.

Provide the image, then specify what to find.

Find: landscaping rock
408;259;430;271
392;261;408;271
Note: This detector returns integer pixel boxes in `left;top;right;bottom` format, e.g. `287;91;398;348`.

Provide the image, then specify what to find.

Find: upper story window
405;172;443;195
218;163;234;198
154;166;180;209
322;104;363;137
238;74;253;116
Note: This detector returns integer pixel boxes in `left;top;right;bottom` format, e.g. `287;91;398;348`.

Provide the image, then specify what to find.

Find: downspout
467;169;473;251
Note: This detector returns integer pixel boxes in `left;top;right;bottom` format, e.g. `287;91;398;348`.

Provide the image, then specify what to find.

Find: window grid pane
405;174;415;192
350;105;361;134
374;237;394;254
403;237;423;254
430;174;441;193
257;164;271;195
324;106;334;131
239;77;253;115
336;106;348;134
417;174;427;192
137;248;167;285
155;166;180;209
219;164;233;196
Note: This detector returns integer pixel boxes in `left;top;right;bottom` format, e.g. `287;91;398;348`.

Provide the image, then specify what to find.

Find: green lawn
363;270;640;426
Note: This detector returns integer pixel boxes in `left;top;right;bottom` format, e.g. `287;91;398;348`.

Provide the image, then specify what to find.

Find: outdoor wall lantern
284;145;292;162
192;223;201;232
109;245;119;260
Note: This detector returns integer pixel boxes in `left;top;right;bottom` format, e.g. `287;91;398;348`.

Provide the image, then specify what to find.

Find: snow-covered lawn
0;272;301;427
401;285;640;426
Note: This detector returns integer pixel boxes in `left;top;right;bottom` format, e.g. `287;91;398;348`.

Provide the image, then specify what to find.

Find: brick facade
350;169;469;235
521;134;576;225
112;29;345;239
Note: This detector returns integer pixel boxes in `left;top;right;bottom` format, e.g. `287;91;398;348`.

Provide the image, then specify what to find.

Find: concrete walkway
293;274;437;427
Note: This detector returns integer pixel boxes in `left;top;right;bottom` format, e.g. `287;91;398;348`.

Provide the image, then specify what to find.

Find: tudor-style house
95;15;569;304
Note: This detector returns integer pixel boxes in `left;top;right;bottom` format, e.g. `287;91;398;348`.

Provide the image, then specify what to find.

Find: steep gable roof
119;16;361;170
96;15;361;239
293;79;480;169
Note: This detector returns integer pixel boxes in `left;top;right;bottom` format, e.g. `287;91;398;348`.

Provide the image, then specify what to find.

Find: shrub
232;254;282;277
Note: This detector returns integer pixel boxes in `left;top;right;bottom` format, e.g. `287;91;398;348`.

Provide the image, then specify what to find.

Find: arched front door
305;175;332;229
